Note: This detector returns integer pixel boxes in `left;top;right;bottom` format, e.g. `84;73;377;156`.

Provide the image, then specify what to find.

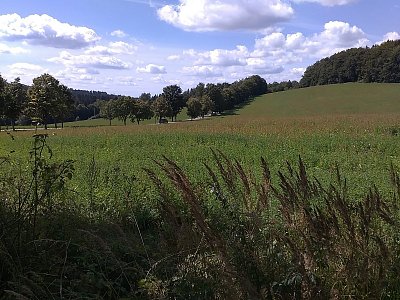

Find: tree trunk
54;122;58;129
11;120;15;131
44;123;48;130
61;122;64;129
136;119;140;125
109;119;112;126
124;118;127;126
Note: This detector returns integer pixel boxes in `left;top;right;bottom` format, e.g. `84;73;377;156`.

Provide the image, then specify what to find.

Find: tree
162;85;184;122
200;95;213;118
4;77;28;131
26;74;66;129
152;96;172;123
186;97;202;120
0;75;6;131
132;99;154;125
205;83;225;113
52;84;74;128
113;96;135;125
99;100;116;126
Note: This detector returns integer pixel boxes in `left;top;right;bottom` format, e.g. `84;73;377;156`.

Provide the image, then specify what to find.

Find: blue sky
0;0;399;96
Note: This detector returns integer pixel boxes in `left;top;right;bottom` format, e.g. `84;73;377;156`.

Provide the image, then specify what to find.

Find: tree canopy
300;40;400;87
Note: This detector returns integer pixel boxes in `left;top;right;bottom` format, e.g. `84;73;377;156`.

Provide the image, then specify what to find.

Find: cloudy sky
0;0;399;96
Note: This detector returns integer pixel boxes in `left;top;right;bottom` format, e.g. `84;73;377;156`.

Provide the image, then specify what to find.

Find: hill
300;40;400;87
238;83;400;117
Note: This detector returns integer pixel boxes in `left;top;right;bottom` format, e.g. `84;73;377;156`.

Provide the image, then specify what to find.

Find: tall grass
2;136;400;299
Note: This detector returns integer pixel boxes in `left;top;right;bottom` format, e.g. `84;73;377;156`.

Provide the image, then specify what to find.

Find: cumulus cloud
85;41;137;55
182;65;223;77
0;14;100;49
377;32;400;44
292;0;357;6
49;51;132;69
8;63;46;76
118;76;138;86
184;45;249;66
167;54;181;61
137;64;167;74
110;30;127;38
178;20;369;83
254;21;369;60
0;43;28;54
245;58;284;74
157;0;294;31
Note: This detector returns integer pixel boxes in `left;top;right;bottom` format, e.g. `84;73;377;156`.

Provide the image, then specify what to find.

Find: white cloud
110;30;127;38
377;32;400;44
85;41;137;55
137;64;167;74
245;58;284;74
182;65;223;77
177;20;369;84
118;76;138;86
157;0;294;32
0;14;100;49
0;43;28;54
292;0;357;6
8;63;46;76
49;51;132;69
254;21;369;60
184;45;249;66
167;54;181;61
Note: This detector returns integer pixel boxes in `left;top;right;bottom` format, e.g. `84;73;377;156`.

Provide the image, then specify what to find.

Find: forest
300;40;400;87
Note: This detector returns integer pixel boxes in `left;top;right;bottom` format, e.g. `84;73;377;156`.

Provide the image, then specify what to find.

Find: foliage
98;99;116;126
113;96;135;125
186;97;202;119
152;95;172;123
300;40;400;87
162;85;184;122
26;74;72;129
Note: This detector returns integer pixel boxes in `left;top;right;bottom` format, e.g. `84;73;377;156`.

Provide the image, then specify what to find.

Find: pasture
2;83;400;197
2;83;400;299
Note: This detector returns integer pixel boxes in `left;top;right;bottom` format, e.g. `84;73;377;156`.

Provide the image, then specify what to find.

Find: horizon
0;0;399;96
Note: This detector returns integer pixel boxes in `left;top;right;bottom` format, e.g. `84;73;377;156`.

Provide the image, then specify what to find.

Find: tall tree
4;77;28;131
162;85;184;122
132;99;154;125
98;100;116;126
186;97;202;120
205;83;225;114
200;95;213;118
26;74;66;129
113;96;135;125
52;84;74;128
152;95;172;123
0;75;6;131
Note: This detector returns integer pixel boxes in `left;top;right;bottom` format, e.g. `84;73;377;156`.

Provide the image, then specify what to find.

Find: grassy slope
239;83;400;117
2;83;400;198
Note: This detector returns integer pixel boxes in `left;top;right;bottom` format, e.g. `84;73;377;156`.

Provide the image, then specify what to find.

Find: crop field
2;83;400;198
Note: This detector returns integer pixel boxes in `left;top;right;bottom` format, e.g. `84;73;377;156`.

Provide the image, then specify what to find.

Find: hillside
300;40;400;87
238;83;400;118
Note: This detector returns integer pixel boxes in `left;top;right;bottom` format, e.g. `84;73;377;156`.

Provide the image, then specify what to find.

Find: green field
2;83;400;197
3;83;400;298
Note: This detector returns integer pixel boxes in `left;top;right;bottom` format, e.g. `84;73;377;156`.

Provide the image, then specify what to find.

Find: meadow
2;83;400;197
2;83;400;299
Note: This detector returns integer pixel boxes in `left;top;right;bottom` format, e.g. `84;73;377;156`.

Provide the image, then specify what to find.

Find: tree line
0;74;74;130
1;74;268;129
300;40;400;87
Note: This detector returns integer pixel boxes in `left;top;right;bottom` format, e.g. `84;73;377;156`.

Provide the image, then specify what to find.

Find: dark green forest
300;40;400;87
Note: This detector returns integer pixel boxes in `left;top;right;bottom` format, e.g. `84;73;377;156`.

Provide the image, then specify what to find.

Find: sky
0;0;399;96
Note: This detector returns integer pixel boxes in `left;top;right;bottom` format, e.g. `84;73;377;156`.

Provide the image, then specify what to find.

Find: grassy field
1;83;400;198
2;83;400;298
